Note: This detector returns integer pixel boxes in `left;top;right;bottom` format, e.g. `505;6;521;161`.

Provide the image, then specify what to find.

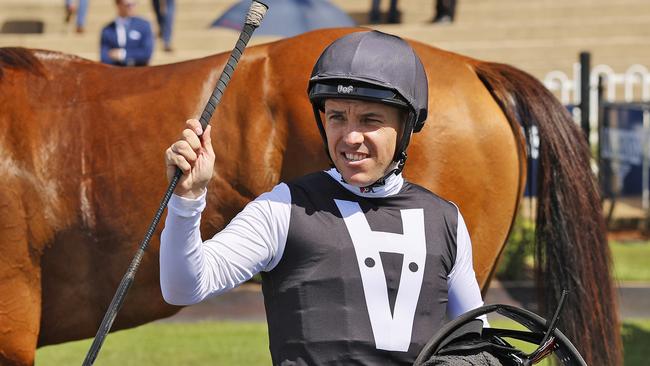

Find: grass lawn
610;241;650;282
37;319;650;365
36;322;271;365
497;230;650;282
490;318;650;365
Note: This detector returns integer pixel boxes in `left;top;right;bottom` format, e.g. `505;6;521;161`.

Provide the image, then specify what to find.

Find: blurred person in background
369;0;400;24
100;0;154;66
433;0;456;23
152;0;175;52
64;0;89;33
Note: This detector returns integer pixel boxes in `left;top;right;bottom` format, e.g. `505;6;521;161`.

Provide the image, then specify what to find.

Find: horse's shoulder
404;182;458;211
0;48;98;81
264;27;361;58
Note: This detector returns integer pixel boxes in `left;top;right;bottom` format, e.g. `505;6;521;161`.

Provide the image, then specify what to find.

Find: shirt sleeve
447;209;489;325
159;183;291;306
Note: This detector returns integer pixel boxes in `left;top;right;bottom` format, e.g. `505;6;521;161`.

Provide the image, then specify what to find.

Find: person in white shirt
160;30;486;365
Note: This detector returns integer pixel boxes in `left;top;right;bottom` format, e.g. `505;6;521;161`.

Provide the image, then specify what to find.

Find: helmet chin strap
365;110;415;188
362;156;405;189
313;105;333;163
333;158;403;190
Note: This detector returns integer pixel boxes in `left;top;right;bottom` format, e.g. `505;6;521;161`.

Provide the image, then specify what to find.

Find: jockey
160;30;486;365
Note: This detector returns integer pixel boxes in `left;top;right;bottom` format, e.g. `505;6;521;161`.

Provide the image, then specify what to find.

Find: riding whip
82;2;268;364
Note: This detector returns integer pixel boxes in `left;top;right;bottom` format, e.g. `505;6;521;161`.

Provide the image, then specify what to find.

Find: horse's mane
0;47;45;80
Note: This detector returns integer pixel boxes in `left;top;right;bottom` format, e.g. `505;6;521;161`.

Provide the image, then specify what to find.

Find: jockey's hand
165;119;215;199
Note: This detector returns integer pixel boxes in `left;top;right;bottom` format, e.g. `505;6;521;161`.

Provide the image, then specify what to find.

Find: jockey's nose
343;128;364;146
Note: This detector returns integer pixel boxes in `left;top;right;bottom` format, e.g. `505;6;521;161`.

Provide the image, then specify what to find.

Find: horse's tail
473;61;622;365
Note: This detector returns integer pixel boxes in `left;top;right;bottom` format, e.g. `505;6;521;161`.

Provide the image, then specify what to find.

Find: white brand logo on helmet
337;85;354;94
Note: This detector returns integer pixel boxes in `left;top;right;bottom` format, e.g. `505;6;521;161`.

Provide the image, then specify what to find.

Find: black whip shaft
82;174;179;366
82;3;266;364
198;23;256;131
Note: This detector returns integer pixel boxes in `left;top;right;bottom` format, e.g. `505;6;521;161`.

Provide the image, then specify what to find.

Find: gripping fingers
173;151;192;174
185;119;203;136
171;140;198;163
181;128;202;151
165;145;191;173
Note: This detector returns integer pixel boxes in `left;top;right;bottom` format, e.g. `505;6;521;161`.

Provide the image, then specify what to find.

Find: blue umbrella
211;0;356;37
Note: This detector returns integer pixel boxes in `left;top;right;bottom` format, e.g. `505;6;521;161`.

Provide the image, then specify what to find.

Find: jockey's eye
363;117;382;125
327;113;346;123
360;112;385;126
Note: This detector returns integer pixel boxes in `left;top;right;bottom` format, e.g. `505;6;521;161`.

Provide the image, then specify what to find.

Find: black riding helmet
307;30;429;185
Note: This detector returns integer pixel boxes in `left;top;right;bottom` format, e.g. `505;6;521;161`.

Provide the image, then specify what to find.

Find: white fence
544;63;650;141
545;64;650;208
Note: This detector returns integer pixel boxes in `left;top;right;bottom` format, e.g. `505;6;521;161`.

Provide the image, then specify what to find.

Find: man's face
117;0;136;17
323;99;403;187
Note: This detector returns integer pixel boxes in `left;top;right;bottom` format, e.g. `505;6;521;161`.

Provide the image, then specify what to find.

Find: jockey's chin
335;161;395;188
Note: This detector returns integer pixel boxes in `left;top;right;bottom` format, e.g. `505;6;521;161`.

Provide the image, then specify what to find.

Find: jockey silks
160;169;484;365
261;172;458;365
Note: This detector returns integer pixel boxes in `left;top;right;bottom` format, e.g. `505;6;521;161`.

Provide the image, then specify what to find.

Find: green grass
489;319;551;366
473;319;650;365
36;319;650;365
610;241;650;282
36;322;271;366
621;319;650;365
497;229;650;282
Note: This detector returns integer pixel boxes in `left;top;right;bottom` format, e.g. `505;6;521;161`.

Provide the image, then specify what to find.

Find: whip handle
199;23;256;130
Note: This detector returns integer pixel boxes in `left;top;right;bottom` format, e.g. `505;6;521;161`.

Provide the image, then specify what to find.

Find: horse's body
0;28;620;365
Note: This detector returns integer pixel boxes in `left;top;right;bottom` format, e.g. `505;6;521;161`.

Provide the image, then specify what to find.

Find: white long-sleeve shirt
160;169;485;321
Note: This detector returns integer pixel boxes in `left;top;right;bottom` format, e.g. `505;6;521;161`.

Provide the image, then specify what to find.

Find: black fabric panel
379;251;404;317
262;172;460;365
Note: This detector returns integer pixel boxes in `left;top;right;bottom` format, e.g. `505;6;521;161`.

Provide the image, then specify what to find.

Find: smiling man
323;99;403;187
160;30;485;365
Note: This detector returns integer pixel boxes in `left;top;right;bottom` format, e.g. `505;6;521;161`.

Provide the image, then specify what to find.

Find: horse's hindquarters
405;52;523;290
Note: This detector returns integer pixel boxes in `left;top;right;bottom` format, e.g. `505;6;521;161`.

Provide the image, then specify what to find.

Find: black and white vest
261;172;458;365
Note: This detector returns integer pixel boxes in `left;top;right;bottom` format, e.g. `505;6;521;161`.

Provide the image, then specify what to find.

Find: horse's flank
0;37;516;364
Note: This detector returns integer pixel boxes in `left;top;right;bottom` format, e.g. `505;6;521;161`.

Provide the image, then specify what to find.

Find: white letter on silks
334;199;426;352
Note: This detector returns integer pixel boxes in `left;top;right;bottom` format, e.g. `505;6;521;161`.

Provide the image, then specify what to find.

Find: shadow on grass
622;322;650;365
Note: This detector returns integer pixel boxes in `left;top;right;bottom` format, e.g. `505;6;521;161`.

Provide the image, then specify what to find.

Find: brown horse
0;28;620;365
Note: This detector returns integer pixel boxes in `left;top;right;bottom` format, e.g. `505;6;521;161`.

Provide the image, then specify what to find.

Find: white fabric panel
447;210;489;325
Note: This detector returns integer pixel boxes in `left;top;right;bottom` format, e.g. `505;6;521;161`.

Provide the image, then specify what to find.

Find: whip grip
198;1;268;130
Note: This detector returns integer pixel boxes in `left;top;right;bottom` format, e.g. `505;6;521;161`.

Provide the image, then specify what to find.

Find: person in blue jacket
100;0;154;66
